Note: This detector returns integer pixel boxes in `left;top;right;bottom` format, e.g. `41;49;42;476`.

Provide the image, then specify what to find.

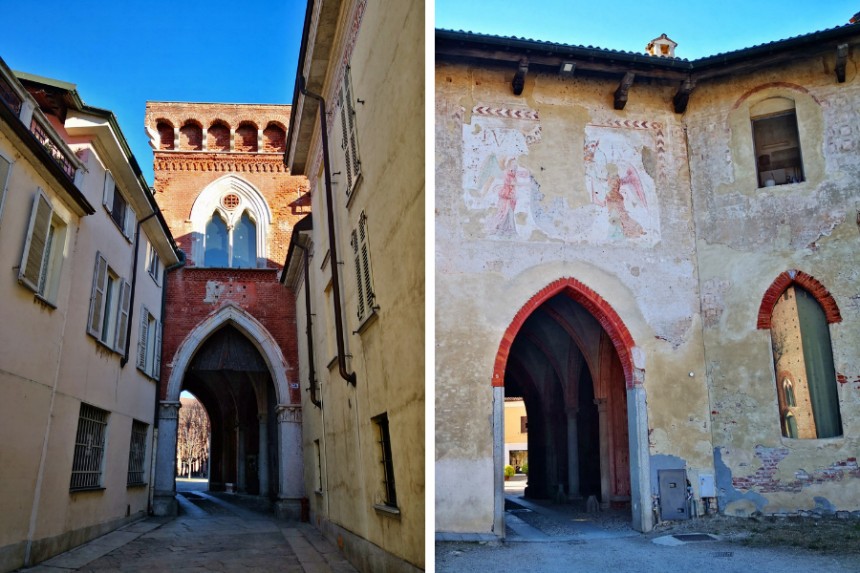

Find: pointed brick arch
493;277;636;388
757;269;842;329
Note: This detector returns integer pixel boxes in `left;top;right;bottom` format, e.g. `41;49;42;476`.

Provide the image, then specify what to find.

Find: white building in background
0;59;179;572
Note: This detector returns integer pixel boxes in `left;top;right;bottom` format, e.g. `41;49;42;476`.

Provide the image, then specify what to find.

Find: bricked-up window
179;121;203;150
137;305;161;379
207;122;230;152
236;122;258;152
263;123;286;153
770;286;842;439
752;97;804;187
18;188;67;304
127;420;148;486
87;252;131;354
350;211;376;324
102;171;136;242
156;121;174;150
339;66;362;197
372;413;397;509
70;403;109;490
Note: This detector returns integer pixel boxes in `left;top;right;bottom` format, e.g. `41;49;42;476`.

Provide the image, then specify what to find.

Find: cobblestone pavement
21;488;356;573
436;490;859;572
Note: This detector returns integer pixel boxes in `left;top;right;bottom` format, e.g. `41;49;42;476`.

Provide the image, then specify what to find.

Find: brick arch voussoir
493;277;637;389
757;269;842;329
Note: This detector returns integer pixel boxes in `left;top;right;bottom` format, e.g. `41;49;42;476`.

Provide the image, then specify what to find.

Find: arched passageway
153;306;303;518
493;278;652;533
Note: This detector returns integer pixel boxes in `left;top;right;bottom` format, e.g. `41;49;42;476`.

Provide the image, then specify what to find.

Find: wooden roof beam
614;71;635;110
673;77;696;114
512;58;528;95
836;43;848;83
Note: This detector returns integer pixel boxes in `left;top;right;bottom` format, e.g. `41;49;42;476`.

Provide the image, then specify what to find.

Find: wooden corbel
835;43;848;83
512;58;529;96
673;77;696;114
614;71;635;110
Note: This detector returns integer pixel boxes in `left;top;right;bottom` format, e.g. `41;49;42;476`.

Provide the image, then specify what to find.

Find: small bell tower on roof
646;33;678;58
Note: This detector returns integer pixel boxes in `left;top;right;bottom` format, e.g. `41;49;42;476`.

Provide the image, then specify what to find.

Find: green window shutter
87;252;108;337
115;280;131;353
18;190;53;293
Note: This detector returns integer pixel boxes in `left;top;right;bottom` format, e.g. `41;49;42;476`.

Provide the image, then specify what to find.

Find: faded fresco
584;124;660;242
462;105;660;244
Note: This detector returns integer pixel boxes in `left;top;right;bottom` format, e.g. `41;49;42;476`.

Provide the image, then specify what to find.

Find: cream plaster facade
436;23;860;537
0;61;179;572
283;0;424;570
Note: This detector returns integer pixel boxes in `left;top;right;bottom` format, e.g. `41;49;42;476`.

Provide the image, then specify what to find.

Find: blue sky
435;1;860;59
0;0;306;185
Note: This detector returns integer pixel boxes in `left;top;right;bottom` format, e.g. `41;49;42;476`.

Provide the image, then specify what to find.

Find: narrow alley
20;481;356;573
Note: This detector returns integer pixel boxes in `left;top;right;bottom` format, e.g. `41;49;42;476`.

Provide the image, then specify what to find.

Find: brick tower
144;102;308;517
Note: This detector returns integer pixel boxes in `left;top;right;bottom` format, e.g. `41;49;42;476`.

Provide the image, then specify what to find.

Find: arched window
179;121;203;150
236;122;258;152
157;121;174;150
207;121;230;152
263;123;286;152
204;212;229;267
770;285;842;439
751;97;803;187
232;211;257;268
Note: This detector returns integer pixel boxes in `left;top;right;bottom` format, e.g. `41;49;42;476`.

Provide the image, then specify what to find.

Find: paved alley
21;483;356;573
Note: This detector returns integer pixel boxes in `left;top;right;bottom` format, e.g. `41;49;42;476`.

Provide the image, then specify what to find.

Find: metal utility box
699;474;716;498
658;469;689;521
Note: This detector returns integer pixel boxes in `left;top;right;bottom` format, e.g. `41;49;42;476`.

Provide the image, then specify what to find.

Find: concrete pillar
566;407;581;499
493;386;505;538
152;401;181;516
628;382;653;532
595;398;611;510
258;413;269;497
237;424;246;492
275;404;304;519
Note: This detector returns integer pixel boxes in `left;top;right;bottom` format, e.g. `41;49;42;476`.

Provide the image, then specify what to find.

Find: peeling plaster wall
436;63;714;533
686;54;860;515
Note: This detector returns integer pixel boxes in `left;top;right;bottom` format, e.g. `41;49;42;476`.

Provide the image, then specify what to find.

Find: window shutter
137;307;149;370
344;70;360;183
87;253;108;337
351;229;365;320
359;213;375;309
124;204;136;241
102;171;115;210
153;321;162;379
115;280;131;353
18;190;53;293
341;95;354;192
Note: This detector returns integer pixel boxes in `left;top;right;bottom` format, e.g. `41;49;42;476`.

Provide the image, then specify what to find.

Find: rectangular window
372;413;397;509
339;66;362;197
70;403;109;491
102;170;136;241
147;241;161;284
87;252;130;353
137;305;161;379
351;211;376;324
18;189;67;304
753;110;804;187
127;420;148;486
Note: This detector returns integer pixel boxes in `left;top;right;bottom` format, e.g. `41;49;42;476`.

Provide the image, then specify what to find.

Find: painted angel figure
479;156;521;236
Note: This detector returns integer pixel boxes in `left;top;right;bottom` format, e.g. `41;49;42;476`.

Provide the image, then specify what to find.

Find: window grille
127;420;148;486
372;413;397;508
70;403;109;490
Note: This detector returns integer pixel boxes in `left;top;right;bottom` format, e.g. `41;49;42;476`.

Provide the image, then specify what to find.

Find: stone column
258;413;269;497
237;424;246;492
566;407;581;499
153;401;181;516
275;404;304;519
595;398;611;510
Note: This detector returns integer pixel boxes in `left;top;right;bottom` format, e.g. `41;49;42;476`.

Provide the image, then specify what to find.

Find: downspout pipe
296;240;321;407
298;75;357;386
120;211;158;367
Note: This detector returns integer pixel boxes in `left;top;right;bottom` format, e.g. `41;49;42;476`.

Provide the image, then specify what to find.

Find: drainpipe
295;240;321;407
298;75;356;386
120;211;158;367
147;249;186;514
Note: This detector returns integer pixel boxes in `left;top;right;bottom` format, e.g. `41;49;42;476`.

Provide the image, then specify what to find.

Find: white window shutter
137;306;149;370
153;321;162;379
18;190;52;292
115;280;131;353
102;171;114;210
125;204;136;241
87;252;108;337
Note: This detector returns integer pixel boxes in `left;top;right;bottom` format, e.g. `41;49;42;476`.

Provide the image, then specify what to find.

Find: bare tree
177;397;210;478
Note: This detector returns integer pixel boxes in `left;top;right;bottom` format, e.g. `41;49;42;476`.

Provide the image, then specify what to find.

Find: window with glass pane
205;212;229;267
127;420;148;486
70;403;109;490
232;211;256;268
